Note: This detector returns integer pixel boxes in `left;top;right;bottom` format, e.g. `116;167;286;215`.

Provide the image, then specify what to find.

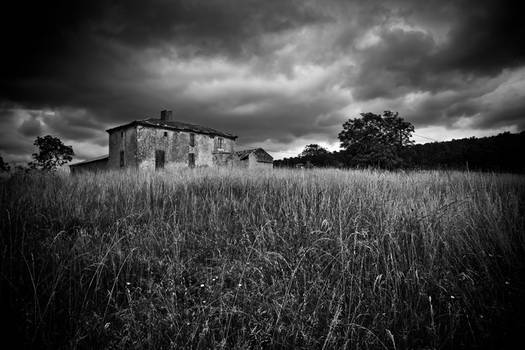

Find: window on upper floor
164;131;168;137
216;137;224;151
189;133;195;147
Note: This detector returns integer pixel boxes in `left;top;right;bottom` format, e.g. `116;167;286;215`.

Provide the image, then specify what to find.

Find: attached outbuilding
235;148;274;169
69;155;109;174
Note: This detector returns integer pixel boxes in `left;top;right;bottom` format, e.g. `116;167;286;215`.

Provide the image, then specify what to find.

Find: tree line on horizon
275;111;525;173
1;112;524;174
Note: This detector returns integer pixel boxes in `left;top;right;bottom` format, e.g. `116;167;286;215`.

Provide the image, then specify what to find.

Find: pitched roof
69;155;109;167
235;148;273;163
106;118;237;139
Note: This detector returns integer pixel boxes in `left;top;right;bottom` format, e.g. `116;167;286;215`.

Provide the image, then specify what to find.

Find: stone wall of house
233;156;249;168
136;126;236;170
212;137;236;167
108;126;138;169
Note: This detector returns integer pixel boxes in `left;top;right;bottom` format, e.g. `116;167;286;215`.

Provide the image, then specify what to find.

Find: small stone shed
235;148;274;169
70;110;273;173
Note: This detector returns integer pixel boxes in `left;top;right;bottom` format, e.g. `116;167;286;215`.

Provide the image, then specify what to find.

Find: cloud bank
1;0;524;162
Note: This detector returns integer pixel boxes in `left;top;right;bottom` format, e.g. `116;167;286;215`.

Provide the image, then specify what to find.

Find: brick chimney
160;110;173;121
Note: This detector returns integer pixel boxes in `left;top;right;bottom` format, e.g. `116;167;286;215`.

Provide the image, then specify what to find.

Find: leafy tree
300;144;329;158
29;135;74;171
338;111;414;168
298;144;330;167
0;155;10;172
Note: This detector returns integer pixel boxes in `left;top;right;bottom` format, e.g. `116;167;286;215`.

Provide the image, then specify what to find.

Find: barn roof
106;118;237;139
69;155;109;167
235;148;273;163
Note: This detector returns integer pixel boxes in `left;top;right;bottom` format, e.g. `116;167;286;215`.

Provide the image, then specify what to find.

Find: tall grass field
1;168;524;349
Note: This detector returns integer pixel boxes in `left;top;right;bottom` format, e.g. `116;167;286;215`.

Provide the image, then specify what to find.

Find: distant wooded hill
275;131;525;173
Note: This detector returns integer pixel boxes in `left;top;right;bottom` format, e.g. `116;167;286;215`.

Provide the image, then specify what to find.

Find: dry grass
1;168;524;349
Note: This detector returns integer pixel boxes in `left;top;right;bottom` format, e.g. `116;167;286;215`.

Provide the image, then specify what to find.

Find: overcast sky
1;0;524;163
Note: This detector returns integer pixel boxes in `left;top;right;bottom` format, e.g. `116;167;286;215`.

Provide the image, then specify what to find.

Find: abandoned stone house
70;110;273;173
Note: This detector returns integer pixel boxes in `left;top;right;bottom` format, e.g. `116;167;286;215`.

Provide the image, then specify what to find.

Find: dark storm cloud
434;0;525;74
97;0;325;52
0;0;332;138
1;0;524;162
1;0;324;75
42;109;105;141
352;28;437;101
18;118;43;138
352;0;525;100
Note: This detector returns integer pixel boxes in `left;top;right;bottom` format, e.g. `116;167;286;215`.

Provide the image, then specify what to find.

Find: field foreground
1;168;524;349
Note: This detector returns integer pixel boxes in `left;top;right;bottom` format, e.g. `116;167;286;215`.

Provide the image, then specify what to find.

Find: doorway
155;150;165;170
188;153;195;168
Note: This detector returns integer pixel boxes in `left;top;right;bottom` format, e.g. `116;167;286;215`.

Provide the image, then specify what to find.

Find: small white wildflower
104;322;110;330
126;282;131;286
200;284;205;288
450;295;455;299
505;281;510;285
202;300;206;304
238;283;242;287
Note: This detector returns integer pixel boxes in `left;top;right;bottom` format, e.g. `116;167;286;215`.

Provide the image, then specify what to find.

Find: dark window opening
155;150;165;170
121;131;124;137
164;131;168;137
119;151;124;167
188;153;195;168
217;137;224;150
189;133;195;147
